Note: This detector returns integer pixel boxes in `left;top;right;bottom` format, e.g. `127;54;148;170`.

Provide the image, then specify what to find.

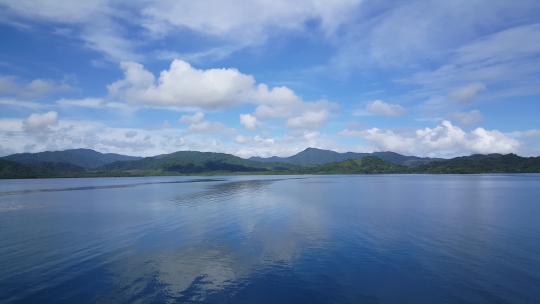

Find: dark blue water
1;175;539;303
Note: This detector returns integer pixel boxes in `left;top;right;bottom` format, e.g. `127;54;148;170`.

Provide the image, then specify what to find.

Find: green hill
101;150;295;174
414;153;540;173
1;149;540;178
2;148;140;169
250;147;437;167
307;156;407;174
0;160;85;179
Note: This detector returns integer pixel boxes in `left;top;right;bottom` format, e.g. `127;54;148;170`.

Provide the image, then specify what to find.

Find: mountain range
2;148;140;169
250;147;439;167
1;148;539;178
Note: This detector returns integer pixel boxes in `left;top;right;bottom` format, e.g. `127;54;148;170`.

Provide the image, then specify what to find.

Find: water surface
1;174;539;303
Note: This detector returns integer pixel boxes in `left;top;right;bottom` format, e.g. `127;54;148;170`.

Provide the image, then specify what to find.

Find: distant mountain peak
302;147;325;152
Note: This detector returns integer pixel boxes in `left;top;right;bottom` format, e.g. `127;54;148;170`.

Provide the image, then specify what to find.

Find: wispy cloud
354;100;406;117
0;75;71;99
1;0;362;62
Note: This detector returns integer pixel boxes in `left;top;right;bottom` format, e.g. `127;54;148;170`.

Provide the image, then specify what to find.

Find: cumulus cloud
1;117;185;157
22;111;58;133
1;113;534;158
108;59;309;110
109;60;257;109
344;120;520;157
254;97;335;130
179;112;229;133
232;131;339;158
467;127;519;155
239;114;258;130
0;115;342;158
106;59;335;129
287;110;329;129
234;134;274;146
356;100;406;117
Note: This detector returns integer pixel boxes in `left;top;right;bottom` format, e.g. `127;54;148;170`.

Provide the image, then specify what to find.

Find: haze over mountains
1;148;539;178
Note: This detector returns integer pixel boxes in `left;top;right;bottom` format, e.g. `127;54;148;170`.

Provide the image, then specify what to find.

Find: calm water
1;175;539;303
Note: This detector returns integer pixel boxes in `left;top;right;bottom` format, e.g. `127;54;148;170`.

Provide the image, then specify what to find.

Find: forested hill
412;153;540;173
1;148;140;169
1;149;539;178
250;147;438;167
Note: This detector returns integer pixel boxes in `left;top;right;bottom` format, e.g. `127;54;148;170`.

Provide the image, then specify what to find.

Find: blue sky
0;0;539;157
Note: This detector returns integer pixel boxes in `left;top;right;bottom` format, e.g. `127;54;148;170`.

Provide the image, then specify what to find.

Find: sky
0;0;539;158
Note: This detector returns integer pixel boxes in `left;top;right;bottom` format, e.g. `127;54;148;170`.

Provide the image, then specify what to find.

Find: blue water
0;175;539;303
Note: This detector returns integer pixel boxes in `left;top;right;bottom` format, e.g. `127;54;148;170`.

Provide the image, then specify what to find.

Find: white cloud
0;115;341;158
56;98;105;108
1;1;361;61
22;111;58;133
0;75;70;99
324;2;540;120
232;131;338;158
107;59;336;130
406;23;540;101
509;129;540;138
338;128;365;137
1;114;534;158
351;120;520;157
0;117;185;157
455;23;540;65
362;128;416;154
0;1;138;61
333;1;540;68
0;119;23;132
255;104;294;118
179;112;205;125
0;0;106;23
468;127;519;155
56;97;132;111
450;110;483;126
239;114;258;130
254;97;335;131
109;59;266;109
81;20;141;62
287;110;328;129
124;130;137;138
141;0;361;44
0;98;47;110
234;134;274;146
357;100;406;117
179;111;229;133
